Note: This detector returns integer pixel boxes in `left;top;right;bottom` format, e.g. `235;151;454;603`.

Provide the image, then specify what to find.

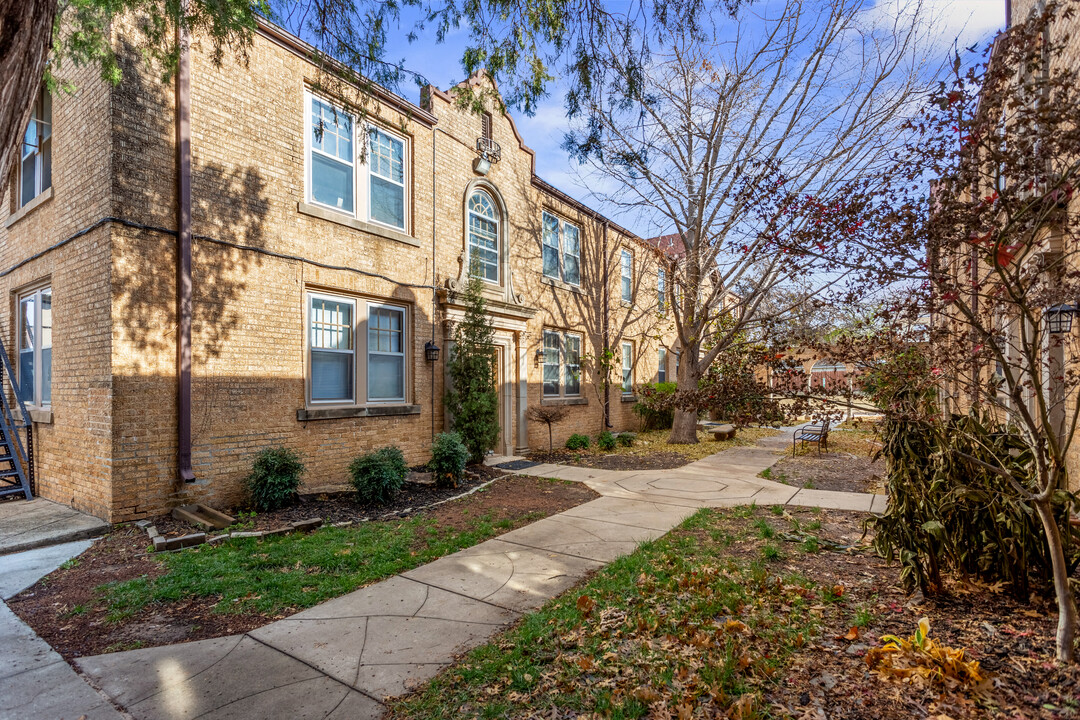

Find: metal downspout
176;16;195;482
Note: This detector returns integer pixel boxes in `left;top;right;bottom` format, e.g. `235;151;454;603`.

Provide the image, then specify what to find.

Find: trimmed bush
349;447;408;505
246;447;305;512
616;432;636;447
429;432;469;489
565;433;590;451
597;430;616;451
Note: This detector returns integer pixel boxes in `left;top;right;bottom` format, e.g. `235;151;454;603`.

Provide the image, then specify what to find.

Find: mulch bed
7;474;598;661
527;448;692;470
768;452;886;494
151;465;505;538
707;508;1080;719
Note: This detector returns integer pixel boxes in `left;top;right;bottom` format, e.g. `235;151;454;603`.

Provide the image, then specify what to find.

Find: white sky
383;0;1007;235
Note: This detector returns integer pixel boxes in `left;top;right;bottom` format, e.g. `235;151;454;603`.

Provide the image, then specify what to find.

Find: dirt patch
527;448;693;470
707;508;1080;719
151;464;506;538
7;474;598;661
767;452;886;494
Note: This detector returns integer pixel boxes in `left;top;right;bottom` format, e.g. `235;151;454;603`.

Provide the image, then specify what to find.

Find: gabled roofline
255;16;438;127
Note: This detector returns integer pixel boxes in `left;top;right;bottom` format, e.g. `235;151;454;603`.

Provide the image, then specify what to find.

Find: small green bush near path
596;430;616;451
349;446;408;504
391;507;822;720
616;432;635;447
246;447;305;511
565;433;590;450
429;432;469;489
98;510;531;621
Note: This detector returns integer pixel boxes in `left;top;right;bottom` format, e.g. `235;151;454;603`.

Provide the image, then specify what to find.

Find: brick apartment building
0;17;682;522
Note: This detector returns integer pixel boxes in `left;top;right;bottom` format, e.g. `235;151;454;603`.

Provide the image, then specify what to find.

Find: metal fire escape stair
0;333;34;501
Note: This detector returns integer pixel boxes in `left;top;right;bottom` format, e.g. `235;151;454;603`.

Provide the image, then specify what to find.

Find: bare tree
526;405;569;450
564;0;935;443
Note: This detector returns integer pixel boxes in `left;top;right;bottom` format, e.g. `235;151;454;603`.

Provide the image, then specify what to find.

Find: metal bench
793;420;830;456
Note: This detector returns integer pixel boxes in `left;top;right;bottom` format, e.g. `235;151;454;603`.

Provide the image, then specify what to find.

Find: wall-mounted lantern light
424;341;441;362
534;347;545;367
1046;305;1076;335
472;156;491;176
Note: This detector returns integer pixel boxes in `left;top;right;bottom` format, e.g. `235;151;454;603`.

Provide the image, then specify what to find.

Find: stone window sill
4;188;53;229
540;276;584;294
29;409;53;424
297;404;421;421
541;396;587;406
620;394;638;403
297;201;419;248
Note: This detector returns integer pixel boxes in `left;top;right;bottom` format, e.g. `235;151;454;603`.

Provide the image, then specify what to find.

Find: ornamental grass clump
349;446;408;505
429;432;469;489
246;447;305;511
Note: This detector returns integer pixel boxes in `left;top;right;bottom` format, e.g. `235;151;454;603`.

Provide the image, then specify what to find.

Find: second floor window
468;190;499;283
20;89;52;208
18;287;52;407
657;268;666;313
542;330;582;398
541;211;581;285
620;250;633;302
306;93;409;231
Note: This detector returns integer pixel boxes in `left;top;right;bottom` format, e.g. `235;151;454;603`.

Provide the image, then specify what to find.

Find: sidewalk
71;431;879;720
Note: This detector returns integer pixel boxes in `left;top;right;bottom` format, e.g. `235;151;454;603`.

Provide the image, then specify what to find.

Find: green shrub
565;433;590;450
597;430;616;451
246;447;305;511
429;432;469;489
349;447;408;505
616;432;636;447
633;382;677;430
445;275;500;463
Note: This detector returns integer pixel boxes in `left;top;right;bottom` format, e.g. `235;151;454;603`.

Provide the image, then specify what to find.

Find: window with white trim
675;350;681;380
657;267;666;314
18;286;52;407
621;341;634;394
20;88;51;208
541;211;580;285
658;348;667;383
468;190;500;283
620;249;633;302
542;330;582;398
305;92;409;231
307;292;409;405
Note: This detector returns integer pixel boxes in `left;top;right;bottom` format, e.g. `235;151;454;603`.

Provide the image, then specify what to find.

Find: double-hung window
658;348;667;383
620;250;633;302
18;287;52;407
657;268;666;314
306;92;409;231
20;89;52;208
308;292;409;406
541;212;581;285
621;341;633;394
542;330;582;398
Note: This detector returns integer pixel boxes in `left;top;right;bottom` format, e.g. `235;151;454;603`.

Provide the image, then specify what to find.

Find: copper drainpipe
176;14;195;482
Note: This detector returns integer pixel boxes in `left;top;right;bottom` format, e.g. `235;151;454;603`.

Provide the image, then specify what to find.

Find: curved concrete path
71;431;879;720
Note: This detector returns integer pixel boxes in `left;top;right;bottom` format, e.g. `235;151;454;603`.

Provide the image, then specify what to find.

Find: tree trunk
1035;497;1078;663
0;0;57;192
668;356;701;444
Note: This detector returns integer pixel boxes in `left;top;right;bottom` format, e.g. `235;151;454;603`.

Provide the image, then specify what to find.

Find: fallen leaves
866;617;993;699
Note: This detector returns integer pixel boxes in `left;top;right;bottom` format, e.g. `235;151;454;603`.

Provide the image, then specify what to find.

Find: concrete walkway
71;432;880;720
1;540;124;720
0;497;109;556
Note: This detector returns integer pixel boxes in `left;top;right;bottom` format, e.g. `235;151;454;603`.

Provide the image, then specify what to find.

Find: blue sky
377;0;1007;235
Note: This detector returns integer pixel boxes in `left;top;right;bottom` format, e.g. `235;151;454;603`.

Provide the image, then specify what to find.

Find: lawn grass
616;427;779;462
99;510;535;620
390;508;824;720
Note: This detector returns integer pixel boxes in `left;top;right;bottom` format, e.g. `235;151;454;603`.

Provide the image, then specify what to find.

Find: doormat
496;459;543;470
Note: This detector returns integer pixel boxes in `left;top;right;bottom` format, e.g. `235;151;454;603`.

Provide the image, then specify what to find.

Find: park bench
697;421;737;441
793;419;830;456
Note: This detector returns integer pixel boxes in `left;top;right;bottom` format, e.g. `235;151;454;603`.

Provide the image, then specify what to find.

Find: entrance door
491;346;505;453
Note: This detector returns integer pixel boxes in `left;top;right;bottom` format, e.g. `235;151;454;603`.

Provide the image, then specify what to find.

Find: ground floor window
308;291;408;405
542;329;582;398
658;348;667;383
621;341;634;394
18;286;52;407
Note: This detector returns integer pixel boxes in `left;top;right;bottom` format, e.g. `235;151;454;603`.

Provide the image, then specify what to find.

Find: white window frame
366;301;407;404
541;211;581;286
19;89;51;209
675;350;681;380
306;291;410;407
304;91;410;233
467;189;500;284
620;249;633;302
657;267;666;314
621;341;634;394
542;329;583;399
17;285;52;408
658;347;667;383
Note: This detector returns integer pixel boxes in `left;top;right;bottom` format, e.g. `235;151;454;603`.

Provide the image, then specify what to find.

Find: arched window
468;190;499;283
